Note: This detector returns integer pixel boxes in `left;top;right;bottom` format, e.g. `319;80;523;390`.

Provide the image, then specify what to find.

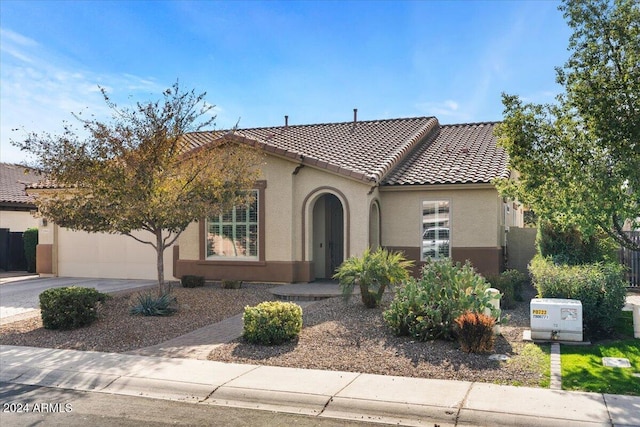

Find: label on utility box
532;309;548;319
561;308;578;321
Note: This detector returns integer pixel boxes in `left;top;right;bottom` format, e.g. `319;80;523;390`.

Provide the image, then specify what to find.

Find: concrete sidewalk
2;345;639;427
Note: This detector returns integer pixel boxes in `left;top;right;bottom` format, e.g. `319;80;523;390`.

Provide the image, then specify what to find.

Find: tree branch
124;232;157;250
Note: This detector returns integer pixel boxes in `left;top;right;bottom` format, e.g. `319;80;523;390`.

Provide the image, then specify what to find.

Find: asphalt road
0;276;157;322
0;382;377;427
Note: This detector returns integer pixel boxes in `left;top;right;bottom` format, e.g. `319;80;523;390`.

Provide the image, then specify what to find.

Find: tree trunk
156;229;166;295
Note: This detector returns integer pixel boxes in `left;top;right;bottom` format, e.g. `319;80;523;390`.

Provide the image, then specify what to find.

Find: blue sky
0;0;572;164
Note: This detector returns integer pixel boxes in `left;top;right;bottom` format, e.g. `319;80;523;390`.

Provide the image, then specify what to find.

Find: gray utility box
530;298;583;342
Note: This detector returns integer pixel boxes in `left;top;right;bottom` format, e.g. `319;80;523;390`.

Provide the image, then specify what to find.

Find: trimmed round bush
39;286;109;330
181;275;204;288
242;301;303;345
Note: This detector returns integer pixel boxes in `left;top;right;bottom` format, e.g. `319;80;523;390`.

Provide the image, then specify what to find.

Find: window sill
197;259;266;267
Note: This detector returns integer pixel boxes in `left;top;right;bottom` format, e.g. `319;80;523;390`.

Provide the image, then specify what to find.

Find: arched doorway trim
369;199;381;250
301;186;350;263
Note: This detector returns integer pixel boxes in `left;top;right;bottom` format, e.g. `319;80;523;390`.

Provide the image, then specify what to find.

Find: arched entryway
369;200;381;250
312;193;345;279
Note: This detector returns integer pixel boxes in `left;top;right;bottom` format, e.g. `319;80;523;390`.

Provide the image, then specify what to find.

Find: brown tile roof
24;118;509;192
0;163;41;206
182;117;440;183
382;122;509;185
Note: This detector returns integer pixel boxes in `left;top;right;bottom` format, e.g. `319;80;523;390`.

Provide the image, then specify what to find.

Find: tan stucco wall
379;185;503;249
177;154;374;264
54;227;174;280
0;210;38;232
179;222;199;260
291;163;373;261
262;156;296;261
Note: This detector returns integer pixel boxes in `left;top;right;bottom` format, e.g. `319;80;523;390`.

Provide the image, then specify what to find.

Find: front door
325;194;344;276
312;194;344;279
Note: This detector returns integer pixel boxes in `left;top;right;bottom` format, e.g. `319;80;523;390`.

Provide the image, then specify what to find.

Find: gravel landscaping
0;281;548;387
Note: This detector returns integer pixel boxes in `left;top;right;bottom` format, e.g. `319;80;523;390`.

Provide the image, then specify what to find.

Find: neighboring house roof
183;117;508;185
382;122;509;185
0;163;41;208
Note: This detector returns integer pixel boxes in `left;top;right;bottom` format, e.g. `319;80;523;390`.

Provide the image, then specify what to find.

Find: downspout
53;223;59;276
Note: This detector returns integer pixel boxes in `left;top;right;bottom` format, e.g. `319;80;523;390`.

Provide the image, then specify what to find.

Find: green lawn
561;311;640;396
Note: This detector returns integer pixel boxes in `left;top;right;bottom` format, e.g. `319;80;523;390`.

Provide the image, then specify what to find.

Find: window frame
199;181;266;263
421;199;451;261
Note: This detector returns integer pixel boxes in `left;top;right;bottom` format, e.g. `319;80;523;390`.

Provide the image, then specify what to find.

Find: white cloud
0;29;171;164
415;100;470;122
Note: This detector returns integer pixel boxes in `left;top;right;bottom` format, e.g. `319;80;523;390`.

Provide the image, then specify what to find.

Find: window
422;200;450;260
206;191;258;259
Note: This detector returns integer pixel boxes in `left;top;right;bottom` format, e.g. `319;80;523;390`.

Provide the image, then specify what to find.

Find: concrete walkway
127;300;320;359
2;344;639;426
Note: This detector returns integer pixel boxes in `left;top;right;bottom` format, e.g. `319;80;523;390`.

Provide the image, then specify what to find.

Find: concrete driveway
0;276;158;325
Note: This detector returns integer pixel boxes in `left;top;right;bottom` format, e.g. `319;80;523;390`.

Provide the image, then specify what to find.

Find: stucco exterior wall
291;162;372;261
175;152;375;282
379;185;501;248
0;210;38;232
378;184;508;276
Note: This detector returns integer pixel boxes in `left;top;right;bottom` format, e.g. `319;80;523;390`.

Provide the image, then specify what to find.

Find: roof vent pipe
285;115;289;127
353;108;358;124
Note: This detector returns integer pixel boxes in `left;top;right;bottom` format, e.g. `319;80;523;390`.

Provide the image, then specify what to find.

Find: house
30;115;523;281
0;163;41;271
174;115;523;282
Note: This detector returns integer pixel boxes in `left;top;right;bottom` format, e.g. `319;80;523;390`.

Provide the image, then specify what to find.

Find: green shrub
221;280;243;289
454;311;496;353
243;301;303;345
181;275;204;288
536;221;606;265
334;247;413;308
486;269;528;309
130;292;178;316
529;255;627;338
383;259;496;341
39;286;109;330
23;227;38;273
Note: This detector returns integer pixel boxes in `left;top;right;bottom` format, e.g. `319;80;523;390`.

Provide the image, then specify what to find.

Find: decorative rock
602;357;632;368
488;354;510;361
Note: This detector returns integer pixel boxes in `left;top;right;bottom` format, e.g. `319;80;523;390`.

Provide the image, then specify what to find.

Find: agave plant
130;292;178;316
333;247;414;308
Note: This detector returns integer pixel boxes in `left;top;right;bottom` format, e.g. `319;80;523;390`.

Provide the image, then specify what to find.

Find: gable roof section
26;118;509;192
182;117;439;183
382;122;509;186
0;163;41;208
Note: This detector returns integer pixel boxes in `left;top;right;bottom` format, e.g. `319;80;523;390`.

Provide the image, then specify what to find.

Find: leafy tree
14;82;262;294
495;0;639;251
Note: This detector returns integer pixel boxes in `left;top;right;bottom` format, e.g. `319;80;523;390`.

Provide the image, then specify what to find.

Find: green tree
14;83;262;294
495;0;639;251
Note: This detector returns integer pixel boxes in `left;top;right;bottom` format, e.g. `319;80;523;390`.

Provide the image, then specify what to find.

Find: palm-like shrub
333;247;413;308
